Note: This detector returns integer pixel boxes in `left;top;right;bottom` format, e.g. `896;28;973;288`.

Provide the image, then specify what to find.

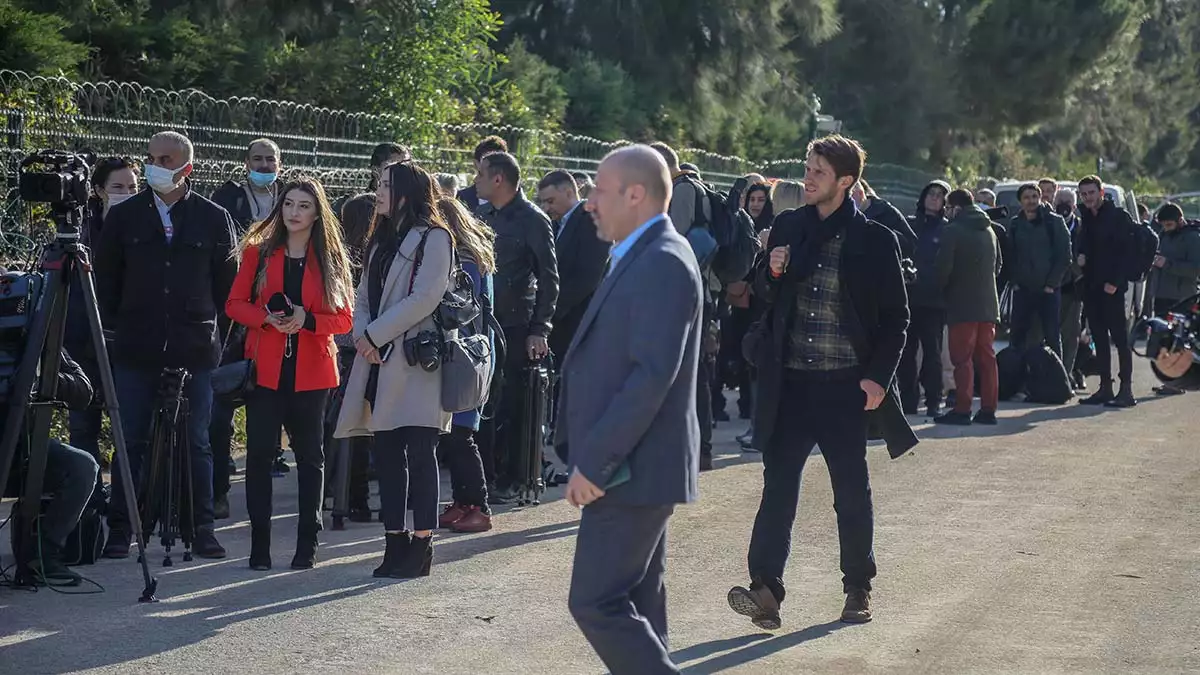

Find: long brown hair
368;161;453;261
236;178;354;310
436;197;496;275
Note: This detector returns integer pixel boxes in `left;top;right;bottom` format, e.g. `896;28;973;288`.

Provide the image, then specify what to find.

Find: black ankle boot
249;525;272;571
374;532;411;578
399;535;433;579
290;526;319;570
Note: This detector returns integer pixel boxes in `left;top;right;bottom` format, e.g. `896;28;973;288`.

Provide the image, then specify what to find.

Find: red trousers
948;322;999;414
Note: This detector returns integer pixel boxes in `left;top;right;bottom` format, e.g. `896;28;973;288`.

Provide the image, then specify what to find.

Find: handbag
212;246;269;404
440;332;494;413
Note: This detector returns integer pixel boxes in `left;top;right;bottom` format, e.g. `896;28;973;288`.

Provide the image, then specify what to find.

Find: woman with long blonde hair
226;178;354;571
434;197;497;533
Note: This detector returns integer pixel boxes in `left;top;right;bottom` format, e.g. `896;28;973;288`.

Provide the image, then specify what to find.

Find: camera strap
401;226;455;343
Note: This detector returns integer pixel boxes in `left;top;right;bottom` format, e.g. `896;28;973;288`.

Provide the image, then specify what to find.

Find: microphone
267;292;294;318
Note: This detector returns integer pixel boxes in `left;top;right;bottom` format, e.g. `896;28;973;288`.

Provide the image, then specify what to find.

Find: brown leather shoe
438;503;467;529
841;588;872;623
727;584;781;630
449;506;492;533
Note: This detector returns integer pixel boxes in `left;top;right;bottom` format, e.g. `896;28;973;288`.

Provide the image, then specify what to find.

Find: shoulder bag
212;246;269;404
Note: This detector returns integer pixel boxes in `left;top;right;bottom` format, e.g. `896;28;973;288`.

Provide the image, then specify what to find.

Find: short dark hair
649;142;679;171
947;188;975;208
90;156;139;190
537;169;577;193
474;135;508;162
1157;203;1185;223
370;142;411;169
1078;175;1103;191
482;152;521;188
807;134;867;182
1017;183;1041;200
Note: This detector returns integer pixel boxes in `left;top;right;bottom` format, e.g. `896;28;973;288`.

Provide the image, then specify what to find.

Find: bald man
557;145;703;674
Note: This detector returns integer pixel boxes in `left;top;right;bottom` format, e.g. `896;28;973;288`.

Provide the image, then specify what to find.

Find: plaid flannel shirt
786;234;860;371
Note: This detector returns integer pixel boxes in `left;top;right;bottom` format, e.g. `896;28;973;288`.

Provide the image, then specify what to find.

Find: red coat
226;245;353;392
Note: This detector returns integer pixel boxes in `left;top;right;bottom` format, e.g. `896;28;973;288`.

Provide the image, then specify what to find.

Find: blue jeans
1011;286;1063;357
107;366;215;531
42;440;100;547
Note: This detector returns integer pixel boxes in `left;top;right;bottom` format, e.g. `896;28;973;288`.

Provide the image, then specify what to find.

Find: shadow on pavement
676;620;846;673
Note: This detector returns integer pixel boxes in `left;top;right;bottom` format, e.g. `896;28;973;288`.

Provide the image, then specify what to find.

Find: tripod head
18;150;91;242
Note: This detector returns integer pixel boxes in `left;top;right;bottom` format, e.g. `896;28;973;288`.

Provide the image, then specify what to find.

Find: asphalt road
1;361;1197;674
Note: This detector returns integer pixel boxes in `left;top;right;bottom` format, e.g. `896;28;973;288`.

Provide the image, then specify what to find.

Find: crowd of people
7;127;1198;665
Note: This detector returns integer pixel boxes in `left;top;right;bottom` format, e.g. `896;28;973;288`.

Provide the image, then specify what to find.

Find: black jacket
211;180;276;235
751;200;917;459
95;189;238;372
864;198;917;258
484;192;560;336
553;201;610;328
1078;199;1137;291
4;349;93;497
907;213;948;308
457;185;485;216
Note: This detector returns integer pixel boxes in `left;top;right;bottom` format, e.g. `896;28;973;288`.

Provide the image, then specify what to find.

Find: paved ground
2;360;1198;674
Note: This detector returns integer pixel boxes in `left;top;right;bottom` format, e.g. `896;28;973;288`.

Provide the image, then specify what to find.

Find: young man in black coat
1076;175;1140;407
728;135;916;631
94;131;238;559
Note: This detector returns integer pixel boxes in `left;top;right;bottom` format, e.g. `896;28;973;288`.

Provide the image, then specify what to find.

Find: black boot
374;532;411;578
1105;382;1138;408
249;524;272;571
1080;381;1115;405
398;534;433;579
290;527;318;570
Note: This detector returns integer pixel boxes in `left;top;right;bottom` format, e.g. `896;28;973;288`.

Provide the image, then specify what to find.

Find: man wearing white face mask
94;130;238;559
212;138;282;235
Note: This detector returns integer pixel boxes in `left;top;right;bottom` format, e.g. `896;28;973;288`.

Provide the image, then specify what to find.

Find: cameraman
94;131;237;559
1148;204;1200;395
2;335;99;586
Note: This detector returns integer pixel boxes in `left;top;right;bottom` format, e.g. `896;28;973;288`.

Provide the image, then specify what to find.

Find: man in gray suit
557;145;703;675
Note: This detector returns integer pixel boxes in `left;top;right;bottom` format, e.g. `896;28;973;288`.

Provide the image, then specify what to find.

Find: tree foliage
1;0;1197;189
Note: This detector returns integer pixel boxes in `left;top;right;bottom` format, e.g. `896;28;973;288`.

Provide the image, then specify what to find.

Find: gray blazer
554;216;703;506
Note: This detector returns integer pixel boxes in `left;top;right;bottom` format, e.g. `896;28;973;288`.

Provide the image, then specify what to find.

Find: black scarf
364;229;403;408
790;196;856;281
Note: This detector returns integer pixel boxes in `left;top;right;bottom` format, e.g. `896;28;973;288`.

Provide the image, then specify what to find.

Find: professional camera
404;330;443;372
1131;294;1200;390
19;150;90;208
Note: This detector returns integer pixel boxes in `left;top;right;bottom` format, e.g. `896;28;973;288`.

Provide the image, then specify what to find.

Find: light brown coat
334;224;453;437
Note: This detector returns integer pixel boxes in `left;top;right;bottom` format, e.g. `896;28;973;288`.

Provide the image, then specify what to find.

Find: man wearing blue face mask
212;138;282;235
210;138;284;512
95;130;238;559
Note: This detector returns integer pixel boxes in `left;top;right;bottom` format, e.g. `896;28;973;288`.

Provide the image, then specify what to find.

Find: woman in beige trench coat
334;161;453;579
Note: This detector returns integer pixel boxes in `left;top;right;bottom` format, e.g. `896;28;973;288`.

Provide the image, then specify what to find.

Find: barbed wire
1;70;938;258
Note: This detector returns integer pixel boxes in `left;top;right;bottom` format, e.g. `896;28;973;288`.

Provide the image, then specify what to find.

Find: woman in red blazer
226;178;354;571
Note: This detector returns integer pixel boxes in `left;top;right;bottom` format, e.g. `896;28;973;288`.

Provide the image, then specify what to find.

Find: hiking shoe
934;411;973;426
449;506;493;534
841;588;872;623
439;503;468;529
728;584;782;630
972;410;998;425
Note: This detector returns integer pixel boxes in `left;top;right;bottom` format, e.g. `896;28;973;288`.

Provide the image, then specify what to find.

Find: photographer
226;179;353;571
1148;204;1200;395
94;131;237;559
334;162;452;579
3;338;99;587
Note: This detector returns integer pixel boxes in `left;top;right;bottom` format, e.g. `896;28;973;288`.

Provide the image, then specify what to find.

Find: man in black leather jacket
474;151;559;497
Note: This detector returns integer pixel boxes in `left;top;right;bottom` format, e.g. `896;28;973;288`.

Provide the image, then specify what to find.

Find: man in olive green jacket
1007;183;1072;357
934;190;1002;425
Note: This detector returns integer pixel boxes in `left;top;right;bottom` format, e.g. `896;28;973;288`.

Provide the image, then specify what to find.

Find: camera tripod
0;204;159;602
136;368;195;567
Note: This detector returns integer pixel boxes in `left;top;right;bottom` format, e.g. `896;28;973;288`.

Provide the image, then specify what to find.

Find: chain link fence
2;70;935;260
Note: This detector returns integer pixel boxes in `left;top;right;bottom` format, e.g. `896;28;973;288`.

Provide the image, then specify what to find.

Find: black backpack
996;345;1025;401
1126;218;1160;282
679;175;761;285
1023;344;1073;404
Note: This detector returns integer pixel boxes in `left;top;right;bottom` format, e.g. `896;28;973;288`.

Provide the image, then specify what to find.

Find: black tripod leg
161;410;176;567
75;259;158;601
180;402;194;562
